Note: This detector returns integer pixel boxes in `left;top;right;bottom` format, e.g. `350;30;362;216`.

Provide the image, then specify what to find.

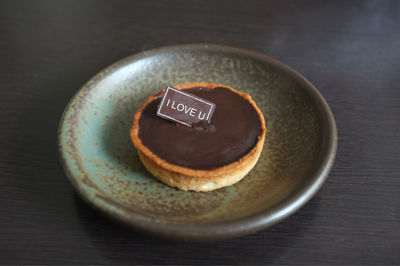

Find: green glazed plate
58;44;337;241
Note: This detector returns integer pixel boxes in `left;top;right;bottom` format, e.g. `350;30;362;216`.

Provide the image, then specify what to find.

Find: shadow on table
74;193;320;265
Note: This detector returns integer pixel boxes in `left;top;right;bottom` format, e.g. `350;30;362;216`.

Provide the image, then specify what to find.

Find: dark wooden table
1;0;399;264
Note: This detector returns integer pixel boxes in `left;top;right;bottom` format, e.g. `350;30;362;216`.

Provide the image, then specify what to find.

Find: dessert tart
130;82;266;192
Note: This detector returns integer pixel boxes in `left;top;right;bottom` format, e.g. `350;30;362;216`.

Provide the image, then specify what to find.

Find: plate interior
60;45;321;225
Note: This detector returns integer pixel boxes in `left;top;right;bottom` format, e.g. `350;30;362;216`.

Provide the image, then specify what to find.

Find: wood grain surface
0;0;399;264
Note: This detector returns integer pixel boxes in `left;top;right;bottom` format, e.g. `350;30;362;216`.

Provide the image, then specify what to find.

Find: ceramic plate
58;44;337;240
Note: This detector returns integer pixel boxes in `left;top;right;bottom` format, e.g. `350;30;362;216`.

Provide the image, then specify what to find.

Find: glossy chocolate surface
138;87;263;170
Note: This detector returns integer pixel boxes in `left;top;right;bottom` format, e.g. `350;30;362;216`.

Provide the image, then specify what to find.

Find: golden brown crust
130;82;266;191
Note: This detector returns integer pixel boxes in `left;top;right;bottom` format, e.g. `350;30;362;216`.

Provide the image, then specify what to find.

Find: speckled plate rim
58;44;337;241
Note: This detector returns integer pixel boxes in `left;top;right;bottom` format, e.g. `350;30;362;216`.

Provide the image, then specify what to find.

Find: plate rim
58;43;338;241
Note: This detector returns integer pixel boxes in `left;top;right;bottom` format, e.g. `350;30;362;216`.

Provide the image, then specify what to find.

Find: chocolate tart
130;82;266;192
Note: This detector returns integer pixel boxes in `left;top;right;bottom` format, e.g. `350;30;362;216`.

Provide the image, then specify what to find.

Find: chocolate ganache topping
138;87;263;170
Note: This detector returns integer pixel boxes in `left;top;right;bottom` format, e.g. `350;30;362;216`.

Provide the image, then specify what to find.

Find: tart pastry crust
130;82;266;192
